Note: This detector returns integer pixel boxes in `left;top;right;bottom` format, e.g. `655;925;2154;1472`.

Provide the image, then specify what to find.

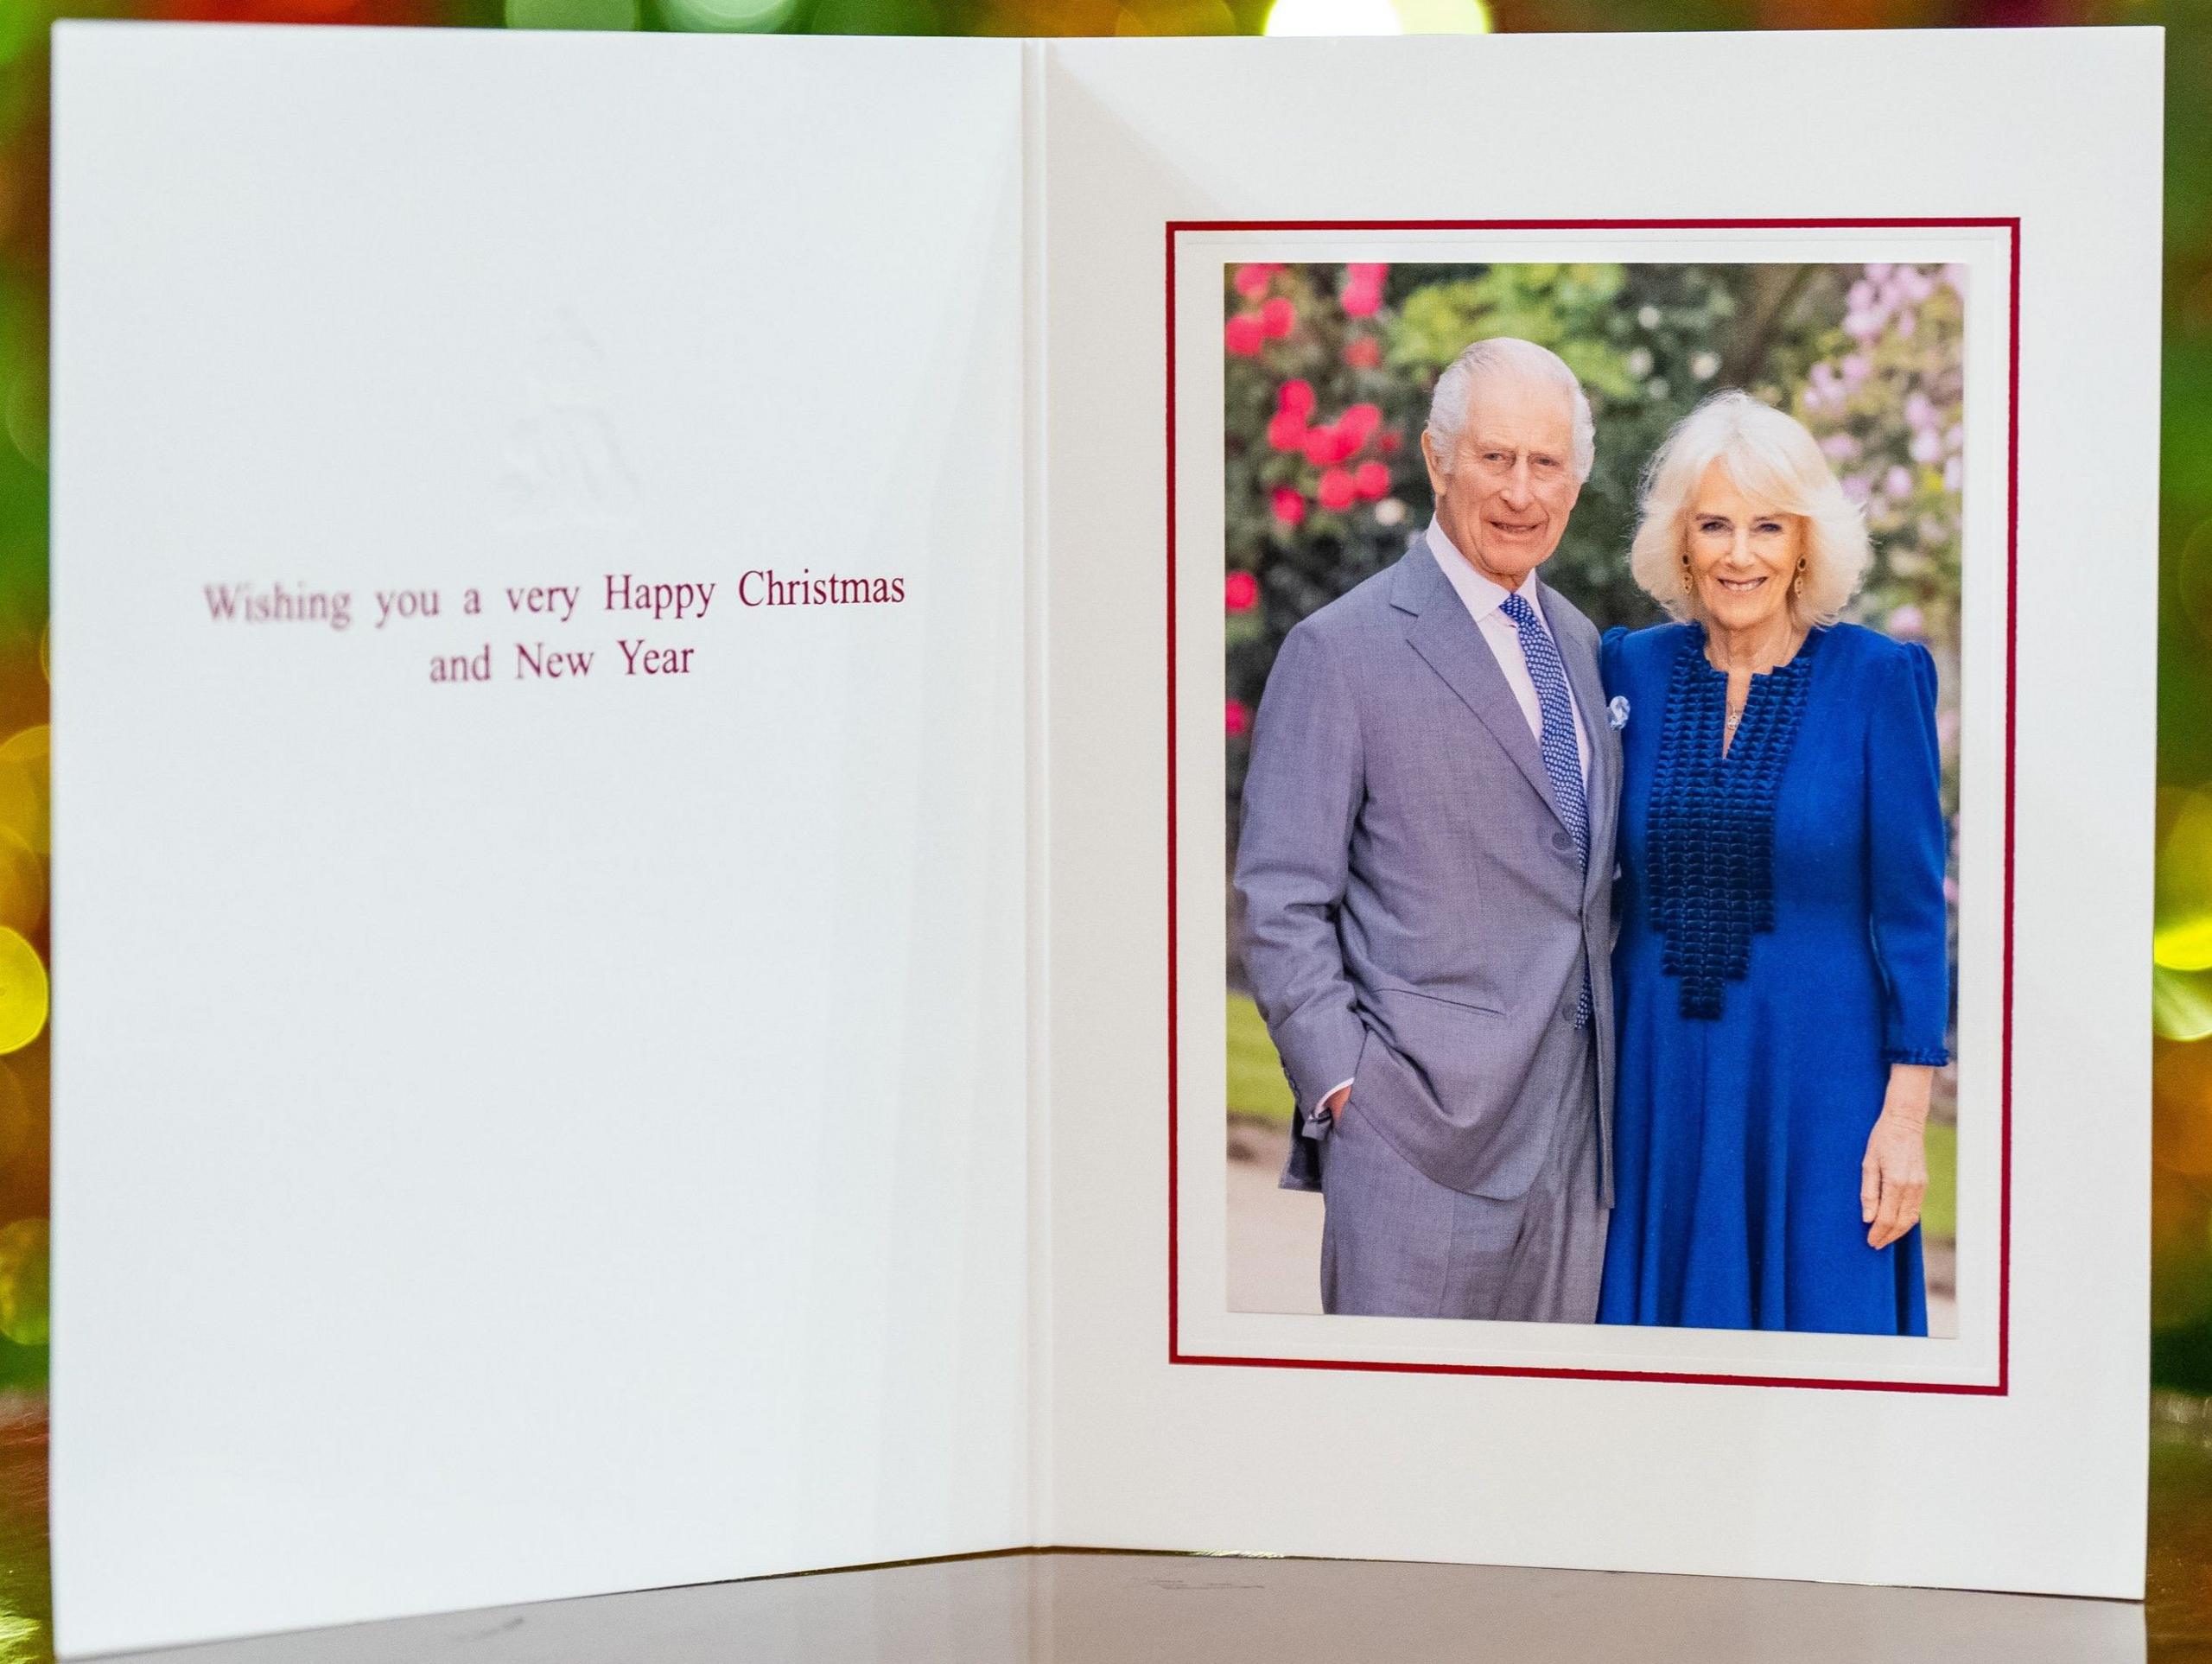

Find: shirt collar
1423;514;1546;630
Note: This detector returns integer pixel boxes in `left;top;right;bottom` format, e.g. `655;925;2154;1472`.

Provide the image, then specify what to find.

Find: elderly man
1234;336;1621;1323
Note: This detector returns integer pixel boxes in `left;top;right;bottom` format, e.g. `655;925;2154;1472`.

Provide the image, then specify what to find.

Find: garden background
1219;259;1968;1319
0;0;2201;1656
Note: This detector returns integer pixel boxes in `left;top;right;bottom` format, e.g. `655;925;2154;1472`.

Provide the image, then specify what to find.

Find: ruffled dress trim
1647;626;1825;1021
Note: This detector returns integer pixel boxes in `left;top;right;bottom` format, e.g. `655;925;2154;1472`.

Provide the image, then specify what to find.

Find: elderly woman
1595;390;1950;1336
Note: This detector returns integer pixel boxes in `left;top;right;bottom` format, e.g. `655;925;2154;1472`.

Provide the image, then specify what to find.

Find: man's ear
1420;429;1449;499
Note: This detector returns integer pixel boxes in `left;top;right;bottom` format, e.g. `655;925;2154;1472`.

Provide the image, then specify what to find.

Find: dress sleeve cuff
1882;1045;1950;1067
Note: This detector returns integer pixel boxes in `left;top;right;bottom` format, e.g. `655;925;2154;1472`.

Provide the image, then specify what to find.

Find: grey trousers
1319;1033;1606;1323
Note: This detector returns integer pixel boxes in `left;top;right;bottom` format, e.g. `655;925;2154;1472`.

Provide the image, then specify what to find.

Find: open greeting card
48;20;2160;1656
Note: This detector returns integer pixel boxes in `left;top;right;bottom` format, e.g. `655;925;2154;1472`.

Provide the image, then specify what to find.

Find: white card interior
52;25;1029;1655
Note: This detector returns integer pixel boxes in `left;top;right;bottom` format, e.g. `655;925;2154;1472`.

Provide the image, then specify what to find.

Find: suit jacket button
1551;829;1573;853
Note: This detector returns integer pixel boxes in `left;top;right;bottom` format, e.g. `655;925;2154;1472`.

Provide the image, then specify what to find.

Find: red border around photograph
1166;219;2018;1395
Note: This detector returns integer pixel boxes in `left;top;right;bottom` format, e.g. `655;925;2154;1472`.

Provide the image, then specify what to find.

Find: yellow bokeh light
2157;965;2212;1042
1265;0;1401;33
1389;0;1489;29
2158;785;2212;968
2162;918;2212;973
0;932;47;1057
0;728;45;861
1264;0;1487;32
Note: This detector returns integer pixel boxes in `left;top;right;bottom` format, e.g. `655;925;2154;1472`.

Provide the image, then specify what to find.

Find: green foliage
1388;262;1795;636
1222;261;1968;857
1394;264;1636;399
1226;991;1294;1123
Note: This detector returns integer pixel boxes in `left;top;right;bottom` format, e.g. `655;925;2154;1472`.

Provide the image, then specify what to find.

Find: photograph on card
1206;253;1980;1350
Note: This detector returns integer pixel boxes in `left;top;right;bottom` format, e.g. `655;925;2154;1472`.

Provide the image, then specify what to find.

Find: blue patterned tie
1499;590;1591;1026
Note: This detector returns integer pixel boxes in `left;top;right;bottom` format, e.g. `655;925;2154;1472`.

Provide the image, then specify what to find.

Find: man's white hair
1424;337;1597;484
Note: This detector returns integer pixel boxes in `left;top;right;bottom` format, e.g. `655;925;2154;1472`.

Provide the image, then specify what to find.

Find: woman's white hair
1425;337;1596;484
1629;389;1872;626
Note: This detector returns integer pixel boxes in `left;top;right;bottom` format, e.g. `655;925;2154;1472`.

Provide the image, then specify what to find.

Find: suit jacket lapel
1394;536;1567;831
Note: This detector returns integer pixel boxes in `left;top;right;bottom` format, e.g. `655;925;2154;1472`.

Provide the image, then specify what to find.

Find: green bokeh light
506;0;641;26
659;0;803;28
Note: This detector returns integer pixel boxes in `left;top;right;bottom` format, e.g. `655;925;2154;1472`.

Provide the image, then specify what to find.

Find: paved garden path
1227;1117;1958;1337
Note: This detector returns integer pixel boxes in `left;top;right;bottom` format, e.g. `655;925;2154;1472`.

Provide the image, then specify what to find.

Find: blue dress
1594;620;1950;1336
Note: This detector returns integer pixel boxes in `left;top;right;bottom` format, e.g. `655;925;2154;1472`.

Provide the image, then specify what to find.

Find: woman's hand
1861;1064;1934;1250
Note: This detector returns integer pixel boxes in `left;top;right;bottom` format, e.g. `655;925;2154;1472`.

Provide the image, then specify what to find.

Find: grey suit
1233;533;1620;1320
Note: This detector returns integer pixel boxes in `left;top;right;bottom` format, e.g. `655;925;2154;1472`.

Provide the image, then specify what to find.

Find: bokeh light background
0;0;2195;1657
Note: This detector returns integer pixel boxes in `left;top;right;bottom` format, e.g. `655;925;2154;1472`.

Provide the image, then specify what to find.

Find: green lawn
1923;1116;1956;1242
1227;990;1296;1123
1225;989;1959;1241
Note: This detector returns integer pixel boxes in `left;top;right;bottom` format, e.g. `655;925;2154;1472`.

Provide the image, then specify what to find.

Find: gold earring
1793;560;1806;595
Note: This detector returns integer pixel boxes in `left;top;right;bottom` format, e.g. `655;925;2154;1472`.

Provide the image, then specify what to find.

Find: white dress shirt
1424;514;1591;785
1311;519;1592;1127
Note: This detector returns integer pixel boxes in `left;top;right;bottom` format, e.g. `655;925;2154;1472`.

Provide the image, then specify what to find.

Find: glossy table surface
93;1402;2212;1664
102;1547;2147;1664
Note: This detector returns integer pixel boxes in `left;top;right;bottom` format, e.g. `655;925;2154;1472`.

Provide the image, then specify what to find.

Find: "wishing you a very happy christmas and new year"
200;568;910;683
